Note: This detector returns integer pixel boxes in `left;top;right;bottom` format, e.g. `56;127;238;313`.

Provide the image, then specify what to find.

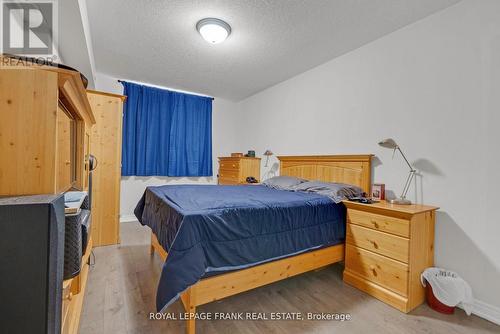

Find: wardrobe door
87;91;124;246
56;106;74;193
0;69;59;196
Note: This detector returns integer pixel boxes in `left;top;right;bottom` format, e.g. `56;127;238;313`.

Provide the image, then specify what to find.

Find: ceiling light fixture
196;18;231;44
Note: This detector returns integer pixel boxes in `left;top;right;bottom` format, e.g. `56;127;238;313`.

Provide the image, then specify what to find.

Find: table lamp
263;150;273;167
378;138;416;205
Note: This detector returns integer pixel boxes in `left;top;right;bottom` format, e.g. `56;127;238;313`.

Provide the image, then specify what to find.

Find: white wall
58;0;96;87
94;73;240;219
232;0;500;315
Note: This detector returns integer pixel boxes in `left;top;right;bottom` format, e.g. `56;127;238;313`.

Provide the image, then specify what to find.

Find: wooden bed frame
150;155;373;334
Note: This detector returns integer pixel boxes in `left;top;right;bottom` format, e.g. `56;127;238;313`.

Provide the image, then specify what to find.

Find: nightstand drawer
347;209;410;237
219;160;240;170
346;224;409;263
219;169;239;180
345;244;408;296
218;177;239;185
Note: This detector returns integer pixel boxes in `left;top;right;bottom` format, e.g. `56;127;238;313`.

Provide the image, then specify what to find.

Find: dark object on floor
426;283;455;314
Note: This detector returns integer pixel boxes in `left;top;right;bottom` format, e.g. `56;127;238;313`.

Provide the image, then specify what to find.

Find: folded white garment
421;267;474;315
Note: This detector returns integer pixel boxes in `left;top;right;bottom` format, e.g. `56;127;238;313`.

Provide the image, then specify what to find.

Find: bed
136;155;372;334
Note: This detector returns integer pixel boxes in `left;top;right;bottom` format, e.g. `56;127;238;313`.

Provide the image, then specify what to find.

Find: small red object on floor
426;283;455;314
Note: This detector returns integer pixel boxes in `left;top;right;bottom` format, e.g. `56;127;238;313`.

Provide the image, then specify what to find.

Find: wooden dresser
343;200;439;313
218;156;261;185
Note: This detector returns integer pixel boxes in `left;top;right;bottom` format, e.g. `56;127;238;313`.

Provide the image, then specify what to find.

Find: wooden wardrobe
87;90;125;247
0;59;95;196
0;56;96;334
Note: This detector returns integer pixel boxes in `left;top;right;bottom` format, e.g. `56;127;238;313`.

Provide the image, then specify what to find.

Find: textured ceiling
87;0;460;101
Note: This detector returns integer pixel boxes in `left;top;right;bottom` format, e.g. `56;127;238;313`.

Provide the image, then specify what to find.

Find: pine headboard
277;155;373;194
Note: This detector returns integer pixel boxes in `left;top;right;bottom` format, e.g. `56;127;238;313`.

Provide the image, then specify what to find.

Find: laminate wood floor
80;222;499;334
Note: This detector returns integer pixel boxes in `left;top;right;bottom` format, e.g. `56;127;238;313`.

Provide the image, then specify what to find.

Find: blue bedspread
134;185;346;312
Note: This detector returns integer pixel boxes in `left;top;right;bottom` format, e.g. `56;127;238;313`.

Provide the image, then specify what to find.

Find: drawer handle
371;220;379;228
370;265;378;276
370;240;379;249
232;164;236;167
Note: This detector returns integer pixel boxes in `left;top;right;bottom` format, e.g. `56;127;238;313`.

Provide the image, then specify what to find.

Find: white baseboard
120;214;137;223
458;299;500;326
471;299;500;325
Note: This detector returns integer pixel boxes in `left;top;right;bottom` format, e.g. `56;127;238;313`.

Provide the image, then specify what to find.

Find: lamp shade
378;138;398;149
263;150;273;156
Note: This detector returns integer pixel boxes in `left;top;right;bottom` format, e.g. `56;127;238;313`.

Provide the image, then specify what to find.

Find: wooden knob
371;240;378;249
232;164;236;167
370;266;377;276
65;292;73;301
65;160;71;165
371;220;379;228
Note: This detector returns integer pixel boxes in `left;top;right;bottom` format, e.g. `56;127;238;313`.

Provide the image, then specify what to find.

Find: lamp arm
400;170;416;199
396;146;414;172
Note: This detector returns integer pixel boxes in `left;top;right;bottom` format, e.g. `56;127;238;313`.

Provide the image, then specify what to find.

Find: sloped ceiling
87;0;460;101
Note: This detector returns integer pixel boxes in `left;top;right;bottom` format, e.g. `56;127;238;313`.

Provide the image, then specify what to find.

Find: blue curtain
121;82;213;177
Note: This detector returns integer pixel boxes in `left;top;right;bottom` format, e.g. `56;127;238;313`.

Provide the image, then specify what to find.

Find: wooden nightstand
342;200;439;313
218;156;261;185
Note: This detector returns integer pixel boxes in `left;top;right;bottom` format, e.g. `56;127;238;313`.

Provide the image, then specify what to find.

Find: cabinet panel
56;106;73;192
0;69;58;195
88;91;124;246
